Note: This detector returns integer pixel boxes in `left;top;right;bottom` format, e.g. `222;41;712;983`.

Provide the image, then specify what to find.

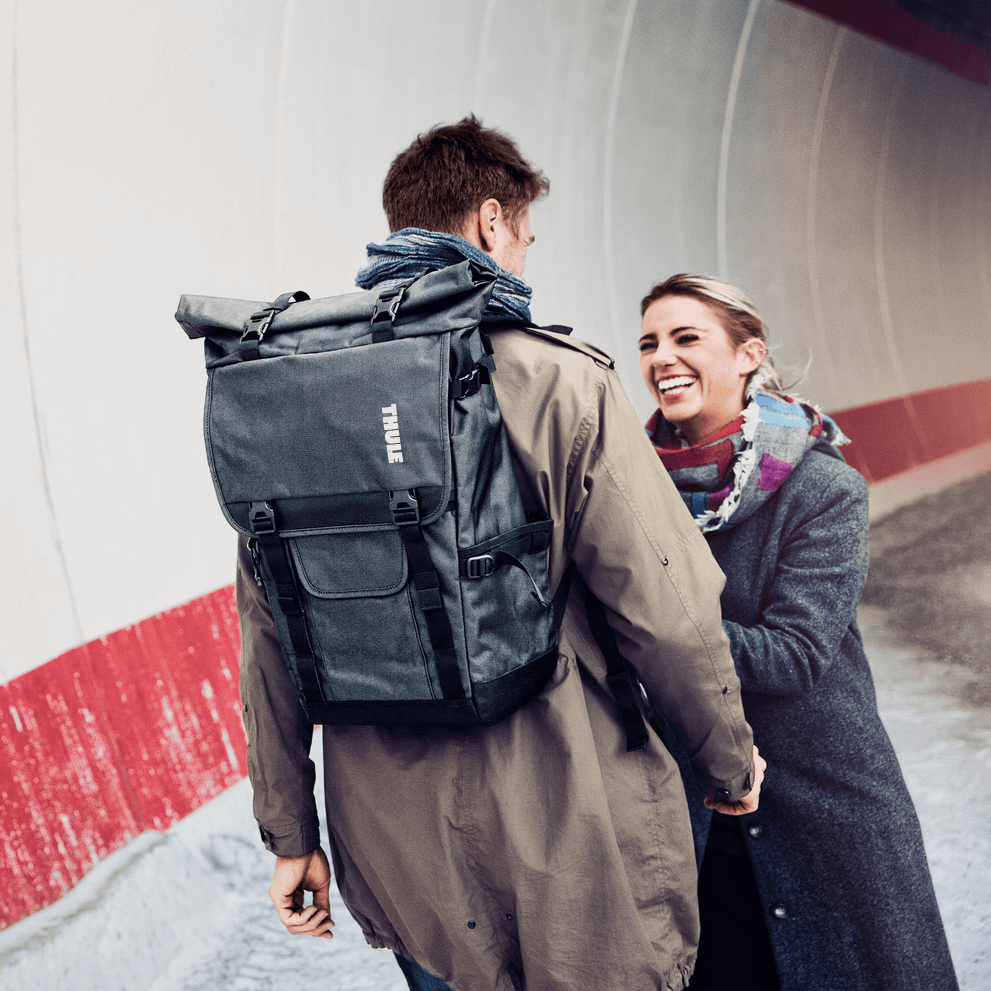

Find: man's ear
475;198;501;253
460;198;502;256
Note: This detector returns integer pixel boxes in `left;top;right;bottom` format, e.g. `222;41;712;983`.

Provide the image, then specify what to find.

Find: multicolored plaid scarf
355;227;533;324
645;383;849;532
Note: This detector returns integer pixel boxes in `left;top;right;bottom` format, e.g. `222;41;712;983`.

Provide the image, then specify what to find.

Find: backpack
175;261;561;729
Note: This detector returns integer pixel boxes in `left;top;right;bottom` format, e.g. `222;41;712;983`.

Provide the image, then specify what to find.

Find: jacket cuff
257;816;322;857
691;760;754;804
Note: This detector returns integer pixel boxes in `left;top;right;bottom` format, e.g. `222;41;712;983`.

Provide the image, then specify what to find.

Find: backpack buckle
371;284;408;342
240;308;277;345
240;291;309;348
452;367;484;399
451;354;496;399
248;501;277;534
465;554;495;578
389;489;420;526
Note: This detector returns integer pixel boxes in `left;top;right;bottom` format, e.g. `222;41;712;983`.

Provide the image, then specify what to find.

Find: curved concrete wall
2;0;989;927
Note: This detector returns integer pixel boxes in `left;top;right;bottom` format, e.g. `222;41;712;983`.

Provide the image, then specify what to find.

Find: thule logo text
382;403;403;463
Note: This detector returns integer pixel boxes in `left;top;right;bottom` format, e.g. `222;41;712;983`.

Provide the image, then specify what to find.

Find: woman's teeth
659;376;696;395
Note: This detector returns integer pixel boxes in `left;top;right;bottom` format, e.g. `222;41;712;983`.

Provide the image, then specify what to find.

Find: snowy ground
147;773;409;991
862;609;991;988
2;475;989;991
858;472;991;989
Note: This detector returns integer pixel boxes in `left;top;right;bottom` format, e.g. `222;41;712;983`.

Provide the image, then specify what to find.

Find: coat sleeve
723;462;869;696
563;367;755;801
236;536;322;856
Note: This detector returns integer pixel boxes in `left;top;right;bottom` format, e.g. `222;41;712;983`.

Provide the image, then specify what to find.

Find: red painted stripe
829;379;991;484
782;0;990;85
0;586;245;930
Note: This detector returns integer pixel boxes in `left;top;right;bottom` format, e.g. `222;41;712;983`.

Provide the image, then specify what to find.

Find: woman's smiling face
639;294;762;445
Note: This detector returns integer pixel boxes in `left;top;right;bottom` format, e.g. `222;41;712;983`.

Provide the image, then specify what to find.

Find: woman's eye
638;340;655;353
676;333;698;345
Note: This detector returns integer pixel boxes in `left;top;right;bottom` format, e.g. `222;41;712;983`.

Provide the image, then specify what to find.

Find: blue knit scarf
355;228;533;324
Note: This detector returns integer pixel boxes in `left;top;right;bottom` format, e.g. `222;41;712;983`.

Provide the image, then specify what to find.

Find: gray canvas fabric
179;262;563;728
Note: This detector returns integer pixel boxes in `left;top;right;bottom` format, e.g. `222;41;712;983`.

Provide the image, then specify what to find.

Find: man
236;116;764;991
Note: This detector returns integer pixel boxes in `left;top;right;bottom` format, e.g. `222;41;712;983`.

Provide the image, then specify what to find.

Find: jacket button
771;904;788;919
467;920;476;929
748;824;763;839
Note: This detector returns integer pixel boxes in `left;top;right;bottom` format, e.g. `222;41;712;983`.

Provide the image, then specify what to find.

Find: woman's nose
652;343;676;367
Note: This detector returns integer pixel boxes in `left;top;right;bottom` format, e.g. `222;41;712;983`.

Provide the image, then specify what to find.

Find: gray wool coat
660;441;958;991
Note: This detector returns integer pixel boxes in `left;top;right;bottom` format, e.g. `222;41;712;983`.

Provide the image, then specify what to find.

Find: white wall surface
3;0;990;682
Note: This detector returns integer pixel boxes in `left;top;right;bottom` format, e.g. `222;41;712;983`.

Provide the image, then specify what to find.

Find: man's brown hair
382;115;549;236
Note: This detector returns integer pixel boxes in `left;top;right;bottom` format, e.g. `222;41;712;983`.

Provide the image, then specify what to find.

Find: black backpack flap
288;528;407;599
208;332;452;536
175;260;497;367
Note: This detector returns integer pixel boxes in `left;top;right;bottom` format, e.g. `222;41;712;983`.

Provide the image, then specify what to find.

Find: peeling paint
0;585;245;930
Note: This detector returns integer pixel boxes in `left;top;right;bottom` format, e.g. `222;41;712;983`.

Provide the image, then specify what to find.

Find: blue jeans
394;952;455;991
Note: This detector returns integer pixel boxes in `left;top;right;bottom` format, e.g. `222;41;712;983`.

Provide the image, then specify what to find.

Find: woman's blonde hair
640;273;791;392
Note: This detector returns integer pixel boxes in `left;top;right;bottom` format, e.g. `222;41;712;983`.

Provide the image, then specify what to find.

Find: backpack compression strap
389;490;465;701
247;502;324;702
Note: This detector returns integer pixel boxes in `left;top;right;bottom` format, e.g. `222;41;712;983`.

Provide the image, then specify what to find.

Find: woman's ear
739;337;766;374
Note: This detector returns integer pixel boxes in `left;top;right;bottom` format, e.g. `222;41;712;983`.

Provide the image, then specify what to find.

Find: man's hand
269;847;335;938
704;745;766;816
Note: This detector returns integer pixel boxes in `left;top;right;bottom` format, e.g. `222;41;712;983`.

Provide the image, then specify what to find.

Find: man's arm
236;536;322;854
237;537;336;935
564;366;756;803
705;745;765;815
489;333;756;804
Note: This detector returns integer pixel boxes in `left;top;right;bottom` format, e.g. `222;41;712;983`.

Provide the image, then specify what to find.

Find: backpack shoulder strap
554;565;648;753
581;579;649;752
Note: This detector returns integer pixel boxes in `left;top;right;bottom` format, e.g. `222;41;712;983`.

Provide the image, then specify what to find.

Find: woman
638;274;958;991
